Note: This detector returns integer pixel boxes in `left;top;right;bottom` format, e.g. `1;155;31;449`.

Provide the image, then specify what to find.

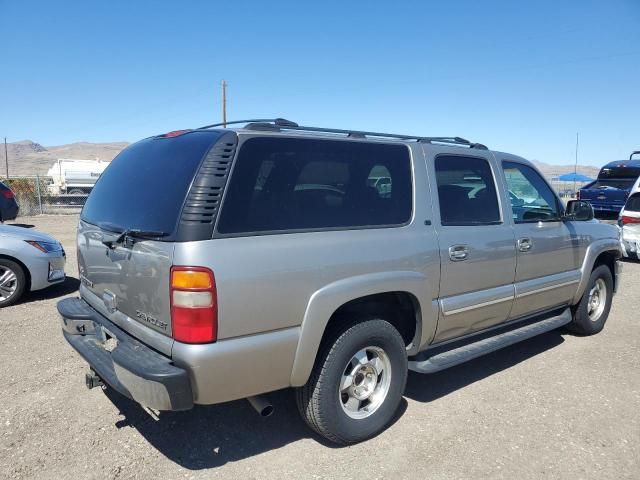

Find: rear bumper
621;228;640;259
58;297;193;411
29;253;66;291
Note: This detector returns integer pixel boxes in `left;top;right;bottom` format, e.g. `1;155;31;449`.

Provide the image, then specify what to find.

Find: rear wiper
102;229;169;249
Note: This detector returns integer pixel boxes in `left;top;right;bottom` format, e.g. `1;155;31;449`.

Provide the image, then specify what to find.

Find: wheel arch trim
289;271;434;387
572;239;621;304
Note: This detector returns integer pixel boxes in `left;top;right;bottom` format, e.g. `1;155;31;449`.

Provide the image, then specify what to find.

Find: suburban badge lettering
135;310;168;330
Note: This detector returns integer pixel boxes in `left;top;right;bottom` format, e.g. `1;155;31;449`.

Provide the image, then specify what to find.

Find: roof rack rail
197;118;488;150
197;118;299;130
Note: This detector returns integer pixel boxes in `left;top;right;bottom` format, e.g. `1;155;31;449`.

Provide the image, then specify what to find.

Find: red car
0;181;19;222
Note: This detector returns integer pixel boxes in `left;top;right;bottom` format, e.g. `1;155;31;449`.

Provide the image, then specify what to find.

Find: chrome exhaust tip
247;395;273;417
85;370;103;390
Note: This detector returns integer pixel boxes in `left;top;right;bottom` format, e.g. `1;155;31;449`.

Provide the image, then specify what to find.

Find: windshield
81;131;222;236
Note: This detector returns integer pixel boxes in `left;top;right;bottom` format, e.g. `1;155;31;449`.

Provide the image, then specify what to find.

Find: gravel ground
1;215;639;480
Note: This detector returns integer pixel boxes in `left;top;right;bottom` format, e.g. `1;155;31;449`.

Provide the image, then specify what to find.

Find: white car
0;225;66;307
619;176;640;259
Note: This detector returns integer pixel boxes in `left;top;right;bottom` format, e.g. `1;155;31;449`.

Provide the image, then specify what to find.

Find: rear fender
289;271;435;386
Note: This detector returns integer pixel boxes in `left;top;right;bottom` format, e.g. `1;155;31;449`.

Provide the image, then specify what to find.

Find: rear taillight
2;190;14;199
170;266;217;344
621;215;640;226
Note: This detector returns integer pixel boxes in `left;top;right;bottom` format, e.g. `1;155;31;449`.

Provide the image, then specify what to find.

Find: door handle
517;238;532;252
449;245;469;261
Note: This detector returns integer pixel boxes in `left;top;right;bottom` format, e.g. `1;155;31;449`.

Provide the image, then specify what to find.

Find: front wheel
568;265;613;335
296;318;407;445
0;259;26;308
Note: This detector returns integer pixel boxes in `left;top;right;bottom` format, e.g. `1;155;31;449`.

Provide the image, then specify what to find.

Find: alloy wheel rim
339;346;392;420
0;266;18;301
587;278;607;322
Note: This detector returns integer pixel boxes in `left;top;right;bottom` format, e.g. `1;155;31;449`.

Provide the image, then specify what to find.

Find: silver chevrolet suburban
59;118;622;445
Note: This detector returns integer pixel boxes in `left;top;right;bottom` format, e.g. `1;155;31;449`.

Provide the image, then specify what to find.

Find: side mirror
565;200;594;221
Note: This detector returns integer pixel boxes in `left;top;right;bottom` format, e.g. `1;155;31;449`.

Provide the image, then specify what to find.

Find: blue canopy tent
557;173;593;182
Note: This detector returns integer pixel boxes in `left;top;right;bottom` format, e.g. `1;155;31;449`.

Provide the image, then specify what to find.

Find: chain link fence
2;176;88;217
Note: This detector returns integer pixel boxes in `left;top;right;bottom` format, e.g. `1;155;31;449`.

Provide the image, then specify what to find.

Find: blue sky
1;0;639;166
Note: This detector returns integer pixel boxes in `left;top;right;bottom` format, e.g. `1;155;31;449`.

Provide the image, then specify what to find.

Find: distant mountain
532;159;600;180
2;140;129;176
1;139;601;183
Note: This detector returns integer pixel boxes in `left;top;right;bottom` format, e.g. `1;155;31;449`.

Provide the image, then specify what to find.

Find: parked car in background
0;181;19;222
0;225;66;307
619;176;640;259
59;119;621;445
579;151;640;215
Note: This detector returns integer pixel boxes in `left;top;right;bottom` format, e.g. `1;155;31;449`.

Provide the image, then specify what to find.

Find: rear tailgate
77;129;233;347
580;179;632;212
78;220;174;336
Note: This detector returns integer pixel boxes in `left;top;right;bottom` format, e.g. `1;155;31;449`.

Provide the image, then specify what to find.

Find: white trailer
46;159;110;195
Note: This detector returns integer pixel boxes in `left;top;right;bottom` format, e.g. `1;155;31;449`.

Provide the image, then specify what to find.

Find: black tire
568;264;613;335
0;258;26;308
296;317;408;445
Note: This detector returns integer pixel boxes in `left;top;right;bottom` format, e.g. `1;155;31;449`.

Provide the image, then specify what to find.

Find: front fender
289;271;435;386
572;238;622;304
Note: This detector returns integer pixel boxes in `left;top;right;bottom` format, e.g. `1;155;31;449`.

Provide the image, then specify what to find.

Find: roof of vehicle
154;119;538;170
601;160;640;169
195;118;491;151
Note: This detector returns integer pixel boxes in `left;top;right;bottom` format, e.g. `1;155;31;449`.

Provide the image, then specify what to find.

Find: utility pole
3;137;8;179
573;132;579;195
221;80;227;127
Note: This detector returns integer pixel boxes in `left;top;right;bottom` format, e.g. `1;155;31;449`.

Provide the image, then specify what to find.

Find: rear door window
434;155;501;226
217;137;412;234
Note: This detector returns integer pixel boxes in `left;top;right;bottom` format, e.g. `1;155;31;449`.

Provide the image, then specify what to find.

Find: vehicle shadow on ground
105;387;408;469
23;276;80;302
104;331;563;470
404;330;565;402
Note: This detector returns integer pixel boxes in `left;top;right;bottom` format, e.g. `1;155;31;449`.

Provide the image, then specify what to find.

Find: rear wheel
296;318;407;445
568;265;613;335
0;259;26;308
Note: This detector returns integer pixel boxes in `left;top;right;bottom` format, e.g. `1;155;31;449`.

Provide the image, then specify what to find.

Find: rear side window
599;166;640;179
434;155;501;226
626;193;640;212
217;137;412;234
